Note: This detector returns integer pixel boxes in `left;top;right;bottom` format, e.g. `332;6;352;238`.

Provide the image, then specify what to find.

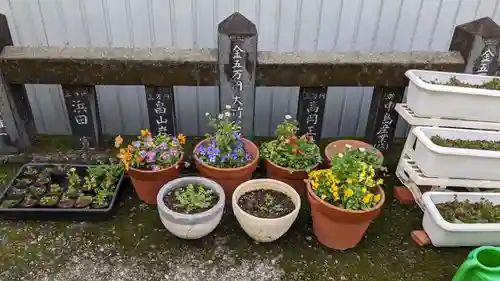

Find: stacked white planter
396;70;500;208
396;70;500;247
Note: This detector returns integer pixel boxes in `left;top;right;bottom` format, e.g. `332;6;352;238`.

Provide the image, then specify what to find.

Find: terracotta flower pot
324;140;383;167
127;153;184;204
265;159;318;196
306;180;385;250
194;138;259;201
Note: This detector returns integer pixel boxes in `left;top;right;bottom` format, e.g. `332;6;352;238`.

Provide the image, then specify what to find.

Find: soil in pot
38;195;59;207
436;197;500;223
431;135;500;151
75;196;92;208
237;189;295;218
20;195;37;208
163;183;219;214
424;76;500;90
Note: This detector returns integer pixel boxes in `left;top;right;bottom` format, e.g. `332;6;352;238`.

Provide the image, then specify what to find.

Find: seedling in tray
39;195;59;207
20;194;37;208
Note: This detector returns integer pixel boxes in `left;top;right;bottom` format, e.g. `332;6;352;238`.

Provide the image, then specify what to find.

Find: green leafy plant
436;196;500;223
66;167;81;196
425;76;500;90
92;190;114;208
49;183;62;194
23;166;39;178
431;135;500;151
196;106;253;168
263;193;284;213
261;115;322;170
309;145;384;211
39;196;58;205
174;184;216;213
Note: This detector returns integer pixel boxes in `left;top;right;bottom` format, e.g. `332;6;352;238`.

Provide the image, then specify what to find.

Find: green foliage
261;116;322;170
66;168;81;190
437;196;500;223
49;184;62;194
425;76;500;90
431;135;500;151
174;184;216;213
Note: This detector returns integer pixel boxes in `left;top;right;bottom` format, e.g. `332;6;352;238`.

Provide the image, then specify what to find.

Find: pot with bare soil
233;179;301;242
157;177;225;239
261;115;322;196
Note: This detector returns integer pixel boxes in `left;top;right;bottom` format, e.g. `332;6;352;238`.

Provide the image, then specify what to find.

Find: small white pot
412;126;500;180
232;179;301;242
423;192;500;247
157;176;225;239
405;69;500;122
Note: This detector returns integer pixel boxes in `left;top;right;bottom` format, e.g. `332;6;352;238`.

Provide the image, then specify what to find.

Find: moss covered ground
0;136;472;281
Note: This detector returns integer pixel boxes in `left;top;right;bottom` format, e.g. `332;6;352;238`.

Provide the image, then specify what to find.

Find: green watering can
453;246;500;281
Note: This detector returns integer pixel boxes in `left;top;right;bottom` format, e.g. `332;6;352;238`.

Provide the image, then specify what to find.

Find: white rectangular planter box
423;192;500;247
412;126;500;181
405;70;500;122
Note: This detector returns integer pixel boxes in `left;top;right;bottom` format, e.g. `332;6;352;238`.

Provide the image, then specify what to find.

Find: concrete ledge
0;46;464;87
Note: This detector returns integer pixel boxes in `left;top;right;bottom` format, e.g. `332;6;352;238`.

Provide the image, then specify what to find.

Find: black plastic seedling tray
0;163;124;221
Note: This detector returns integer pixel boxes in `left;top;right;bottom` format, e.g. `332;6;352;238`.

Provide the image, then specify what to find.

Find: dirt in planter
423;76;500;90
431;135;500;151
237;189;295;219
436;197;500;223
164;184;219;214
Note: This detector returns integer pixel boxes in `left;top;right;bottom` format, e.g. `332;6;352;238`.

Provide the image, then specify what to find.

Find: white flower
224;112;231;117
225;105;232;110
338;153;343;158
218;114;223;119
359;147;366;152
285;114;292;120
205;112;209;116
70;168;76;172
345;144;352;149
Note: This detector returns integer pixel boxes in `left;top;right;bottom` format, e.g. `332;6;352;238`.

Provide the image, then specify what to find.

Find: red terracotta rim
265;158;319;173
193;138;260;171
324;140;382;162
128;152;184;174
305;179;385;214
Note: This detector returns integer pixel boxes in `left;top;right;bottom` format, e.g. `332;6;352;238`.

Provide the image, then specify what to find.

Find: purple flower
157;142;168;150
151;165;160;171
146;151;157;163
169;148;178;156
160;152;169;160
208;154;217;163
133;141;141;148
233;132;241;140
139;150;147;158
245;152;252;161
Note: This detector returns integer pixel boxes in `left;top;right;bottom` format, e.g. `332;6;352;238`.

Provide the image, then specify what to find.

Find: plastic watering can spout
452;246;500;281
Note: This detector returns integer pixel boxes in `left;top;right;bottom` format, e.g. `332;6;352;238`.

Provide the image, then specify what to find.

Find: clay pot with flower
306;145;385;250
261;115;322;196
194;106;259;201
115;129;185;204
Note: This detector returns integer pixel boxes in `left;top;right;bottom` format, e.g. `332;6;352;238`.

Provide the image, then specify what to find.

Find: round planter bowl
232;179;301;242
127;153;184;204
194;138;259;201
157;176;225;239
324;140;382;168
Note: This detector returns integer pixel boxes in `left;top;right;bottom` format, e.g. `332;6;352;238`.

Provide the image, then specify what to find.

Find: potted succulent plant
157;176;225;239
194;106;259;200
232;179;301;242
306;144;385;250
115;129;185;204
261;115;322;195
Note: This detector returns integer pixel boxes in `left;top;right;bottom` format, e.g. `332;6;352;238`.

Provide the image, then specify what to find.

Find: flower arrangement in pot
232;178;301;242
324;140;382;168
261;115;322;195
194;106;259;200
306;144;385;250
115;129;185;204
157;176;225;239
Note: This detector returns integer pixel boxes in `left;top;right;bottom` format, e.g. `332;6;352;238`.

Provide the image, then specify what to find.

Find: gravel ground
0;174;472;281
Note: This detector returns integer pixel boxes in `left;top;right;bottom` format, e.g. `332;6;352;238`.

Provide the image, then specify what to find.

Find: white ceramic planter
412;126;500;180
232;179;300;242
422;192;500;247
157;176;225;239
405;70;500;122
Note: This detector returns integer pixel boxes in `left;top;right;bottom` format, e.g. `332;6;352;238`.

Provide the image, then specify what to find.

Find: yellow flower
344;188;354;198
311;181;319;191
374;194;381;203
114;135;123;148
333;192;339;200
177;134;186;145
321;194;327;200
362;187;367;193
330;183;338;191
346;178;353;184
362;193;374;204
140;129;151;137
376;178;384;186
